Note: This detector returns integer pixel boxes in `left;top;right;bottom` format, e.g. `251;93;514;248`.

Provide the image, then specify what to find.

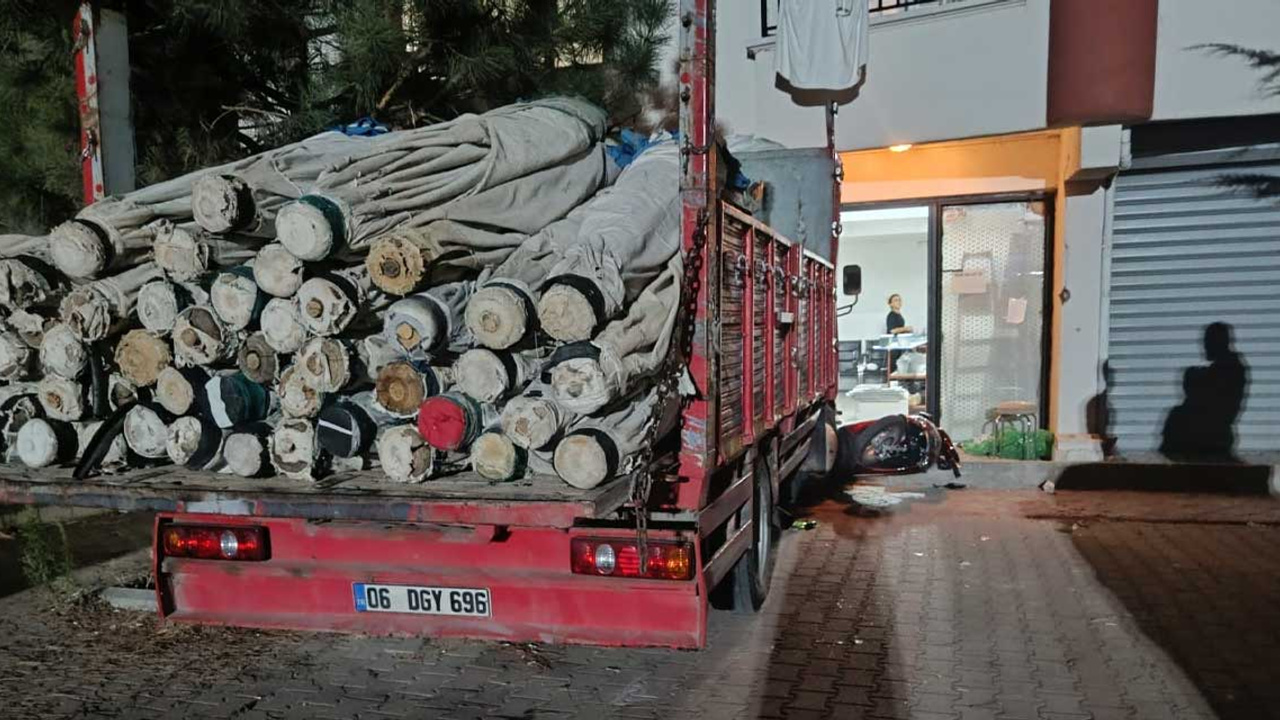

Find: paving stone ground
2;488;1280;719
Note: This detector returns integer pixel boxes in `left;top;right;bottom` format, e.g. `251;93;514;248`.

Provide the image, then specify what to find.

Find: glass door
835;206;930;425
935;200;1049;443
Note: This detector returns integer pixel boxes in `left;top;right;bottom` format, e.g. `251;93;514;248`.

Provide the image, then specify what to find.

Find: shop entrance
836;196;1051;446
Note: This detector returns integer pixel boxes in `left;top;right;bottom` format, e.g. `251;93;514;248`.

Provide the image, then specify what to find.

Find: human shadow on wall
1160;322;1249;462
1085;361;1116;457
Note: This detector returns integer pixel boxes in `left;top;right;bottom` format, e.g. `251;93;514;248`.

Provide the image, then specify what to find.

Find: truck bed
0;466;632;528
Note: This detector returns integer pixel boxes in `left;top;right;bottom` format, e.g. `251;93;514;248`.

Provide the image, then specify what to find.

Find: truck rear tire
730;452;776;613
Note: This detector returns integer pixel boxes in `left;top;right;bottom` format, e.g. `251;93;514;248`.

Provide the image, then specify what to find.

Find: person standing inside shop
886;294;913;335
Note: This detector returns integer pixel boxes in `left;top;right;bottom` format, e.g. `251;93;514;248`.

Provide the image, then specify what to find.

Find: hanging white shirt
775;0;870;93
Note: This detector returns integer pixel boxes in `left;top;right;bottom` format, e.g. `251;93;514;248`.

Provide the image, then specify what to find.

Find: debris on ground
846;486;927;508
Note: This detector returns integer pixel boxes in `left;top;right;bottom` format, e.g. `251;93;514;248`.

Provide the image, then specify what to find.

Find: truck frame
0;0;839;649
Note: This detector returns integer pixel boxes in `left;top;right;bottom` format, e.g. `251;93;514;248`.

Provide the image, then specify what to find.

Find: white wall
1152;0;1280;121
715;0;1050;151
1055;186;1108;437
836;210;929;341
700;0;1280;153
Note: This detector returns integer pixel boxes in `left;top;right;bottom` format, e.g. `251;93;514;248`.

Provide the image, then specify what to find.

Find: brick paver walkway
2;488;1279;719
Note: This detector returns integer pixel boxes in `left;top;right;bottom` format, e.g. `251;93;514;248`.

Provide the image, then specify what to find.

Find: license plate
353;583;491;617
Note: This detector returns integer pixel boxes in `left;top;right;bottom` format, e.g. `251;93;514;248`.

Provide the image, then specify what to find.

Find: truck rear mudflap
154;513;707;649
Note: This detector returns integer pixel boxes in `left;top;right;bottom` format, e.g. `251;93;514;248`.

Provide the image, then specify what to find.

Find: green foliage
962;430;1054;461
0;0;83;233
15;508;74;591
1193;43;1280;97
0;0;673;231
1195;44;1280;201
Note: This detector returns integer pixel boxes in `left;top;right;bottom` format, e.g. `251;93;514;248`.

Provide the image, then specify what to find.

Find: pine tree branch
1192;43;1280;96
1216;173;1280;201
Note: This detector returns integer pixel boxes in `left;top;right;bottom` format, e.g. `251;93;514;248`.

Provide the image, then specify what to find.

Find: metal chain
632;204;708;573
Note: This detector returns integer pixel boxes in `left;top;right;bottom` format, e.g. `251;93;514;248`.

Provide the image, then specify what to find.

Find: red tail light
162;525;269;561
570;538;693;581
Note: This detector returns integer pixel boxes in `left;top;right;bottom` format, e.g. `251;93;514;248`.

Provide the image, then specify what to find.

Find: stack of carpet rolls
0;97;688;490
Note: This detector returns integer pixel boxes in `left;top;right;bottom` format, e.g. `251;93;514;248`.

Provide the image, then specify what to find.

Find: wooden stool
988;401;1038;459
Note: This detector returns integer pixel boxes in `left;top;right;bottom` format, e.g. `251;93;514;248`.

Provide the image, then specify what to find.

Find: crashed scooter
833;413;962;479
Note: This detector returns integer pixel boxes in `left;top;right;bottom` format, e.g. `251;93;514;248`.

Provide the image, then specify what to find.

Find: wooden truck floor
0;467;632;528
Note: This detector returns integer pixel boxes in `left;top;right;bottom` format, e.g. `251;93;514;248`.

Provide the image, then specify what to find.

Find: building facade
703;0;1280;459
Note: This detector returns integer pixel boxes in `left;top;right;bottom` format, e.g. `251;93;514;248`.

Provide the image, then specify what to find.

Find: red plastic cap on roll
417;395;468;450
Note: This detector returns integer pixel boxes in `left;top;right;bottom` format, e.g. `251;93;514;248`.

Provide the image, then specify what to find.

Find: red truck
0;0;840;649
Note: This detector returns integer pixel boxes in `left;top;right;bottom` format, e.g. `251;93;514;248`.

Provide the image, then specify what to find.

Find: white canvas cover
545;255;682;414
536;140;681;342
278;98;610;260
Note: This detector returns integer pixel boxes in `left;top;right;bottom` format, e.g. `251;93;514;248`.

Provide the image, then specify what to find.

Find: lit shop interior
835;201;1049;446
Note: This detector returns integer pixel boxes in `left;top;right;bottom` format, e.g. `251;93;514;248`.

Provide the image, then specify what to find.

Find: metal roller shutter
1108;144;1280;455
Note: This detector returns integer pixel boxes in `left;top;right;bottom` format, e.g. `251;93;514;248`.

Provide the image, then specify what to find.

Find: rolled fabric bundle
38;323;88;380
153;222;260;283
276;98;608;261
114;329;172;387
225;426;275;478
552;387;681;489
545;255;682;415
107;373;141;411
210;266;268;331
536;141;680;343
381;281;474;358
237;332;281;385
123;403;175;459
204;373;274;429
76;419;129;470
270;418;326;480
500;385;575;451
192;174;264;236
253;244;305;298
260;297;308;354
136;280;197;335
416;392;497;452
155;365;210;416
192;131;371;237
0;393;42;462
59;262;165;342
277;363;324;419
5;308;53;348
374;361;452;418
15;418;79;468
464;212;586;350
366;223;514;296
463;139;675;350
0;232;51;261
316;399;378;459
468;431;555;482
19;417;127;470
173;305;239;367
362;141;612;295
0;331;35;381
294;265;384;337
38;375;87;421
0;258;61;312
294;337;354;393
48;217;156;281
376;424;436;483
453;348;542;404
356;334;403;382
166;415;226;470
49;129;369;280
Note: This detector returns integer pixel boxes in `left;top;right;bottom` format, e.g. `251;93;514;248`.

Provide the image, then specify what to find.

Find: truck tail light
162;525;269;561
570;538;693;581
